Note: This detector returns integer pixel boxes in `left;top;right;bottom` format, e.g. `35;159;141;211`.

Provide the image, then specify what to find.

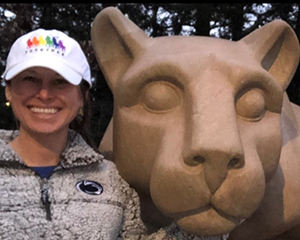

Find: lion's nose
186;153;244;169
183;83;246;194
184;150;245;194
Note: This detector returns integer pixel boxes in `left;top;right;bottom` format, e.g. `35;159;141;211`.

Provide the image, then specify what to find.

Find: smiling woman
0;28;147;239
5;67;83;142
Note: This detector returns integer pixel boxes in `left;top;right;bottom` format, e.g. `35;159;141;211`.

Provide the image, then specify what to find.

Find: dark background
1;3;299;145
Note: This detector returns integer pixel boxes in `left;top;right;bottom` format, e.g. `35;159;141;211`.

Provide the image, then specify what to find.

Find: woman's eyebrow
22;69;37;74
54;74;65;78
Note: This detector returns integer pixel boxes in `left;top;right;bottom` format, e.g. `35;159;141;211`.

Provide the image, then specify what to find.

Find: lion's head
92;7;299;236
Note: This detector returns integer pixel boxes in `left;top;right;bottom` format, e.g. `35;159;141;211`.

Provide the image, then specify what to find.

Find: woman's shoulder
0;129;18;144
98;158;130;187
0;129;17;152
60;130;103;167
0;129;21;162
94;158;137;198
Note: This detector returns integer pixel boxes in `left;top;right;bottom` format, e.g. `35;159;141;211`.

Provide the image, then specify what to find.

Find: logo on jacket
76;180;103;195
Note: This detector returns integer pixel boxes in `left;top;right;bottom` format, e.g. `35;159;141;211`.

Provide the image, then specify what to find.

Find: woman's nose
37;85;54;101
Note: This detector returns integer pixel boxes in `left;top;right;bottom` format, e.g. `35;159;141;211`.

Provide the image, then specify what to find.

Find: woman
0;28;146;239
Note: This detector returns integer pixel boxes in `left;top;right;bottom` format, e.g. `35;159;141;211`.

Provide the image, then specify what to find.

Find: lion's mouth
171;203;244;225
211;204;245;226
167;203;246;237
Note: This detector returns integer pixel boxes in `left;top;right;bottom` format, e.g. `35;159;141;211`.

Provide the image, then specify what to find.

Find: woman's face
5;67;83;135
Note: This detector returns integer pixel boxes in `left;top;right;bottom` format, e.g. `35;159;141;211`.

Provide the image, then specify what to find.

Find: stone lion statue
91;7;300;240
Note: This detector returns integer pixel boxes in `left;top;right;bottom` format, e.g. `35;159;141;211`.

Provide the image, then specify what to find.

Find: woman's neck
9;127;68;167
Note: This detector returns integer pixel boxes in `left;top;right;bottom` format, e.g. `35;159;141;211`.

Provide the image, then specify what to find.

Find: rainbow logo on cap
25;35;66;55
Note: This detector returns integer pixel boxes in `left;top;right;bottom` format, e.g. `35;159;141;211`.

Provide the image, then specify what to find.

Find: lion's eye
236;89;266;121
142;81;181;112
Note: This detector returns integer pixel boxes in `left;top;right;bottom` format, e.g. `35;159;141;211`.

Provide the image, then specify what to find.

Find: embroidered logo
76;180;103;195
25;35;66;56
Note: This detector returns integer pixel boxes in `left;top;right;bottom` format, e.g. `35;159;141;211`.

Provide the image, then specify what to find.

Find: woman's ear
80;89;89;109
5;85;12;102
79;94;84;108
78;83;88;108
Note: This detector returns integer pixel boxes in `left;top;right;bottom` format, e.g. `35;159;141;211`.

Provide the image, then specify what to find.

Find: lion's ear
91;7;150;91
240;20;299;91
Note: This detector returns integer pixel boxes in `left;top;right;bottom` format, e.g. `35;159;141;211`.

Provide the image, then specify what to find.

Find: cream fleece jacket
0;129;146;240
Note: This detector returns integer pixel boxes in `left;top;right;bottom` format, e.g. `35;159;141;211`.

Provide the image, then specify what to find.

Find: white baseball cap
2;28;91;87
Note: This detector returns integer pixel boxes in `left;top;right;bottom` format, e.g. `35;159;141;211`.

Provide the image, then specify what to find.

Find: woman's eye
141;81;181;113
53;78;68;86
23;76;38;82
236;89;266;121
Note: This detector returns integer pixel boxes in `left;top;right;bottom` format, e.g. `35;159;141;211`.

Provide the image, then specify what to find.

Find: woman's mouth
30;107;59;114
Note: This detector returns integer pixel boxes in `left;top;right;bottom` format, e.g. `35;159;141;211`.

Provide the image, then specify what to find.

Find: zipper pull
41;179;52;221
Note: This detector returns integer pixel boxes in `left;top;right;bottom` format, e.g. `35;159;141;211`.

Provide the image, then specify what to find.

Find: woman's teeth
30;107;58;114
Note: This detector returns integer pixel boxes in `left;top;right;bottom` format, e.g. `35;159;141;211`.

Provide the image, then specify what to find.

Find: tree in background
0;3;300;144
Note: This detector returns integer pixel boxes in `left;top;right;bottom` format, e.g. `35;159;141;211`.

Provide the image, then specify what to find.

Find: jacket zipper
41;178;52;221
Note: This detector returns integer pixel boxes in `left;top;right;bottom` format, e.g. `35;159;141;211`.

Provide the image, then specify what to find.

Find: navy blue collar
30;166;56;178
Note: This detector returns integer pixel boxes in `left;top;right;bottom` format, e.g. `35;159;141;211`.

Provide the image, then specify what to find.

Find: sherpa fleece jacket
0;129;147;240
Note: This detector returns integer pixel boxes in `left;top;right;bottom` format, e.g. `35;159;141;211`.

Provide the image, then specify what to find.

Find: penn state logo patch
76;180;103;195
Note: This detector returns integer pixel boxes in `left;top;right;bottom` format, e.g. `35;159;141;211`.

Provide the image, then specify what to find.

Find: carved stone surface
92;7;300;239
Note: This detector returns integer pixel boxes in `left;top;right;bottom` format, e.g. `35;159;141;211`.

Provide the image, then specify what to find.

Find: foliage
0;3;300;145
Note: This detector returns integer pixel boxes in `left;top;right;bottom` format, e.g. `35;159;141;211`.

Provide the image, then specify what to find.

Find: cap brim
4;56;82;85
